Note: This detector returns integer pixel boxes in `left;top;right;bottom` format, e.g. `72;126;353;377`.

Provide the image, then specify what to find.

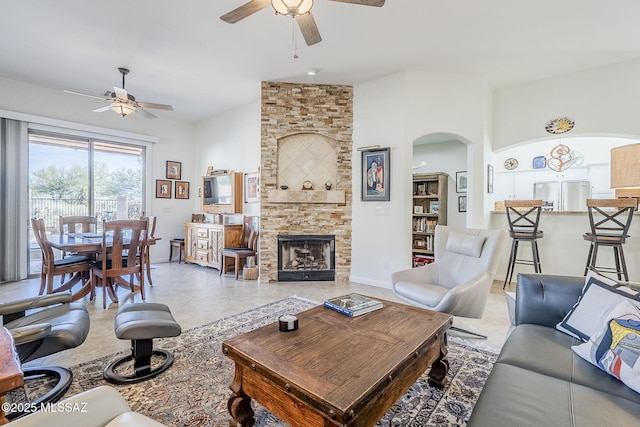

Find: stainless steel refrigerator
533;180;591;211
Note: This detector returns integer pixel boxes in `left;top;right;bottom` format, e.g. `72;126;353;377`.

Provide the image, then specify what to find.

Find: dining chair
31;217;91;295
91;219;148;309
58;215;98;283
220;217;259;279
139;215;157;286
59;215;98;236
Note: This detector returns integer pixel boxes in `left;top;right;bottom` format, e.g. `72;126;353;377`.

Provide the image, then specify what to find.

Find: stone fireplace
278;234;335;281
260;82;353;283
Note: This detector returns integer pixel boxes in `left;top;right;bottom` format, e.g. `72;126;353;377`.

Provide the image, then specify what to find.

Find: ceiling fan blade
138;108;157;119
92;106;112;113
296;13;322;46
113;86;128;100
137;101;174;111
63;90;109;101
330;0;385;6
220;0;271;23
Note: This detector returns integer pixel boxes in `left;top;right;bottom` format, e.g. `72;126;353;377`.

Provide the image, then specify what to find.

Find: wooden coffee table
0;328;23;425
222;298;452;427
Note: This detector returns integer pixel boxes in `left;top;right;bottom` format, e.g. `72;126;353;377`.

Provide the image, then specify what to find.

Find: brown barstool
504;200;544;288
583;198;635;281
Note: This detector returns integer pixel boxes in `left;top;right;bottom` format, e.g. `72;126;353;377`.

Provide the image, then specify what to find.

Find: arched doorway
413;133;469;228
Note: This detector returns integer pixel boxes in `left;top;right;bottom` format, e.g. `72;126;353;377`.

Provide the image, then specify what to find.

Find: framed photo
166;161;182;180
175;181;190;199
156;179;172;199
244;172;259;203
487;164;494;194
361;147;390;201
414;205;424;214
429;200;439;214
456;171;467;193
458;195;467;212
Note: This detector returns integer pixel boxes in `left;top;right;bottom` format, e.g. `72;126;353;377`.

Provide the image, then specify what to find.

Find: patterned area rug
31;297;498;426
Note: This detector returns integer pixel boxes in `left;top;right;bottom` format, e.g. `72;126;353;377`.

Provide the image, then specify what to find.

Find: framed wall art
166;161;182;180
175;181;190;199
458;195;467;212
156;179;172;199
244;172;259;203
361;147;390;201
456;171;467;193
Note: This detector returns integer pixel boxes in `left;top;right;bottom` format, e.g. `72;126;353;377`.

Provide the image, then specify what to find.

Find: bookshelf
412;173;448;267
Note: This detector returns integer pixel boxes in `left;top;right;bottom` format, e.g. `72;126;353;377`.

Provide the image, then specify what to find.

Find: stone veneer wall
260;82;353;283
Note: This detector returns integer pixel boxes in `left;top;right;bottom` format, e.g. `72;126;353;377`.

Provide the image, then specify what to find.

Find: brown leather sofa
468;273;640;426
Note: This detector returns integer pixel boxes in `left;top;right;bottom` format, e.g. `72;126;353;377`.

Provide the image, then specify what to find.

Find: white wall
493;59;640;150
194;101;261;216
405;70;493;229
493;136;636;168
351;70;493;288
7;57;640;285
0;76;196;263
350;73;407;288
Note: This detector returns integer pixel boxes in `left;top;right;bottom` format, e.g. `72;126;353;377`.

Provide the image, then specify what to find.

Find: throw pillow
445;231;486;258
556;271;640;341
572;300;640;394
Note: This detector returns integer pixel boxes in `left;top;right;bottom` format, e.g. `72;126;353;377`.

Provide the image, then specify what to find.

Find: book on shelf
413;254;435;267
413;217;437;232
324;293;384;317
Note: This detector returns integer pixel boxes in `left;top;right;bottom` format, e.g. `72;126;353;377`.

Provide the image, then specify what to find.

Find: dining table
46;232;160;303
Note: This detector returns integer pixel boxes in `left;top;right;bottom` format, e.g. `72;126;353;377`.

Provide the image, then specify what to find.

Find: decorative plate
532;155;546;169
545;117;574;134
504;158;519;170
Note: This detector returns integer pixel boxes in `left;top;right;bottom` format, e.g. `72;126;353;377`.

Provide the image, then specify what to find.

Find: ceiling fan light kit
220;0;385;49
64;67;173;119
272;0;313;17
110;101;136;117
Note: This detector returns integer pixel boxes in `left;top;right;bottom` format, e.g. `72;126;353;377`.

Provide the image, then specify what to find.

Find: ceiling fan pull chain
292;16;299;59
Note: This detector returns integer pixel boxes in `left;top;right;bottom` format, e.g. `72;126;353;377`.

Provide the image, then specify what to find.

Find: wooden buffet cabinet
184;222;243;270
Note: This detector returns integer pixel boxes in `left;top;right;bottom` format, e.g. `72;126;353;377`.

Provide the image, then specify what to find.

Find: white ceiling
1;1;639;122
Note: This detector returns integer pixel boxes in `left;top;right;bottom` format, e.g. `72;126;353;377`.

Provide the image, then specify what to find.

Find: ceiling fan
64;67;174;119
220;0;385;46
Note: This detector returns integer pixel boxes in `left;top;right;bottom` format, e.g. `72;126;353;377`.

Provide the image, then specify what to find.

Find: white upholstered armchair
392;225;507;337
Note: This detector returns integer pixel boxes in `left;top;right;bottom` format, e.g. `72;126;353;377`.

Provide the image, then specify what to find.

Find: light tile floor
2;262;512;368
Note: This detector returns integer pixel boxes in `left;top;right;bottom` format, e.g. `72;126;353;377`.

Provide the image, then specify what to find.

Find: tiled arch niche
260;82;353;283
278;133;336;191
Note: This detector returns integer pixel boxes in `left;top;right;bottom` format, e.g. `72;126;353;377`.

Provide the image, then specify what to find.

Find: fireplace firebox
278;235;335;281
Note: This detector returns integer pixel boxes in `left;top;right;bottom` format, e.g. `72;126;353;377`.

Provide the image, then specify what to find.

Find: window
28;131;146;274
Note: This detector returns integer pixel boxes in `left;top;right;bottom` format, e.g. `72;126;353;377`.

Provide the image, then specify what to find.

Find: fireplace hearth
278;235;335;281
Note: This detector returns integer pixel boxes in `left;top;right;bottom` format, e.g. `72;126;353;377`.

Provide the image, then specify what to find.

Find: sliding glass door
28;132;146;275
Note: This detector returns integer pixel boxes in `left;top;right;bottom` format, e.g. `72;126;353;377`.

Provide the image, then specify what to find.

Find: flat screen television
203;175;232;205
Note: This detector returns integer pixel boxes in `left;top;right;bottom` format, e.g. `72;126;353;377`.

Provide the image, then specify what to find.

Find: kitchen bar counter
490;211;640;284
